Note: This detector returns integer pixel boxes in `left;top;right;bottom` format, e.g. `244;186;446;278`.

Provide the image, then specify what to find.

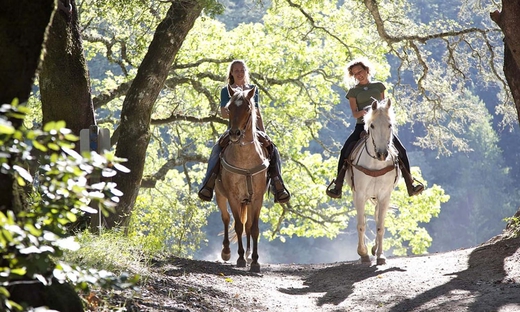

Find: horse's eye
370;124;374;129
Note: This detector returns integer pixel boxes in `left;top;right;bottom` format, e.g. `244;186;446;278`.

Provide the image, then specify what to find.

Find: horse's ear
245;86;256;100
371;100;378;111
227;84;235;97
386;98;391;108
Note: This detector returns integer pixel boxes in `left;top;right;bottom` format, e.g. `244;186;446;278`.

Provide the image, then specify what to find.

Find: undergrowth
64;230;160;276
62;230;164;311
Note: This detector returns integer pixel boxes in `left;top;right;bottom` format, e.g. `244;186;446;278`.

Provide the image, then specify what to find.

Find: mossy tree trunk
490;0;520;222
40;0;96;137
105;0;204;228
0;0;55;213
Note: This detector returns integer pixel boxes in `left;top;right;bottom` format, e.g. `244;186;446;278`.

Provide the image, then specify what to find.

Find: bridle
364;129;380;160
228;94;254;145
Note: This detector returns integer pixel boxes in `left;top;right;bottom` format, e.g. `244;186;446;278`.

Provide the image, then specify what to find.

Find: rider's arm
220;107;229;119
256;106;265;132
349;97;367;119
220;87;230;119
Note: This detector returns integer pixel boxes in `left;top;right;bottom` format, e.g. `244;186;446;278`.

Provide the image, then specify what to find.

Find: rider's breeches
338;124;364;175
392;135;411;172
268;143;283;179
202;142;223;186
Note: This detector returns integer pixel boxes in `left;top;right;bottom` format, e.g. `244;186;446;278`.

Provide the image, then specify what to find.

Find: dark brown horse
215;85;269;272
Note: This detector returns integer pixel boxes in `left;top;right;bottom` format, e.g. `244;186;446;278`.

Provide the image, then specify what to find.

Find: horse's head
226;85;257;143
364;98;396;161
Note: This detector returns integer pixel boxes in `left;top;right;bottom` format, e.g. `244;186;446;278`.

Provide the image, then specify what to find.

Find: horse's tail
229;221;238;243
229;225;246;243
228;204;248;243
239;202;248;229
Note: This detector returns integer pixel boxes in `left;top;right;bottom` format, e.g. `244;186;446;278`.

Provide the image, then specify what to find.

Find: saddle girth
346;136;399;191
220;156;269;203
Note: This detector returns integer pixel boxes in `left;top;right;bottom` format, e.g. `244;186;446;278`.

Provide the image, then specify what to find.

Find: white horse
346;98;400;265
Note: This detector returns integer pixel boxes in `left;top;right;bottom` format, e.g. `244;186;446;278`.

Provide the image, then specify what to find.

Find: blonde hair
226;60;251;85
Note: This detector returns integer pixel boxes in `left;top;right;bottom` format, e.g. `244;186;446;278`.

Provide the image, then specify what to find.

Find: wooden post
80;125;110;234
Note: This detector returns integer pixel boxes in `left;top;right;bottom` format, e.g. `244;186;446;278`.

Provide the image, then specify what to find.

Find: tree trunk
490;1;520;121
105;0;204;228
0;0;55;105
491;1;520;222
0;2;84;311
40;0;96;137
0;0;55;212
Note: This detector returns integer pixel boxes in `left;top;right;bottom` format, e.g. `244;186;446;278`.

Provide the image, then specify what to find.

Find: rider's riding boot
271;176;290;203
268;145;290;204
199;156;222;202
326;163;347;199
400;161;424;196
198;172;218;201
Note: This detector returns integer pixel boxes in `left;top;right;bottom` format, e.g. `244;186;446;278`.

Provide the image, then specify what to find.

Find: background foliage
43;0;520;263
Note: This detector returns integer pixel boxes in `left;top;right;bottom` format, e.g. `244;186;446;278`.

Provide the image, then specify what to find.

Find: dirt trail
100;234;520;312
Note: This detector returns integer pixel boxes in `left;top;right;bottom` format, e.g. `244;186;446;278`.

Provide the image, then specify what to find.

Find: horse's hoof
221;251;231;262
237;258;247;268
360;255;371;265
371;245;377;256
221;249;231;262
249;263;260;273
376;257;386;265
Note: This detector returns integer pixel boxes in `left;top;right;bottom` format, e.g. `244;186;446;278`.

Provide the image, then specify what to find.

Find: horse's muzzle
376;150;388;161
229;128;242;142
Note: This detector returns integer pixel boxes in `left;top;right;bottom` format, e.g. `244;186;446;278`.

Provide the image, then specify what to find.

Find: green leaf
0;123;15;135
9;268;27;276
32;140;48;152
48;142;60;151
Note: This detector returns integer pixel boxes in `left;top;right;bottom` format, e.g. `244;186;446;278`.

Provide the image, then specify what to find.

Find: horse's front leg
234;204;247;268
216;196;231;261
372;198;390;265
249;202;262;273
245;228;252;265
354;194;370;265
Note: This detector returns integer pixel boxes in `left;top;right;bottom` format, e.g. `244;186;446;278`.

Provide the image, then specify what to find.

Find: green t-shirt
346;81;386;124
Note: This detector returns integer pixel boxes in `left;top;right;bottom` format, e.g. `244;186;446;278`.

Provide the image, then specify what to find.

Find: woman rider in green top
326;58;424;198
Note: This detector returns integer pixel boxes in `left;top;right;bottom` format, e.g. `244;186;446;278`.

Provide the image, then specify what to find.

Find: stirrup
274;189;290;204
326;179;342;199
408;178;424;196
